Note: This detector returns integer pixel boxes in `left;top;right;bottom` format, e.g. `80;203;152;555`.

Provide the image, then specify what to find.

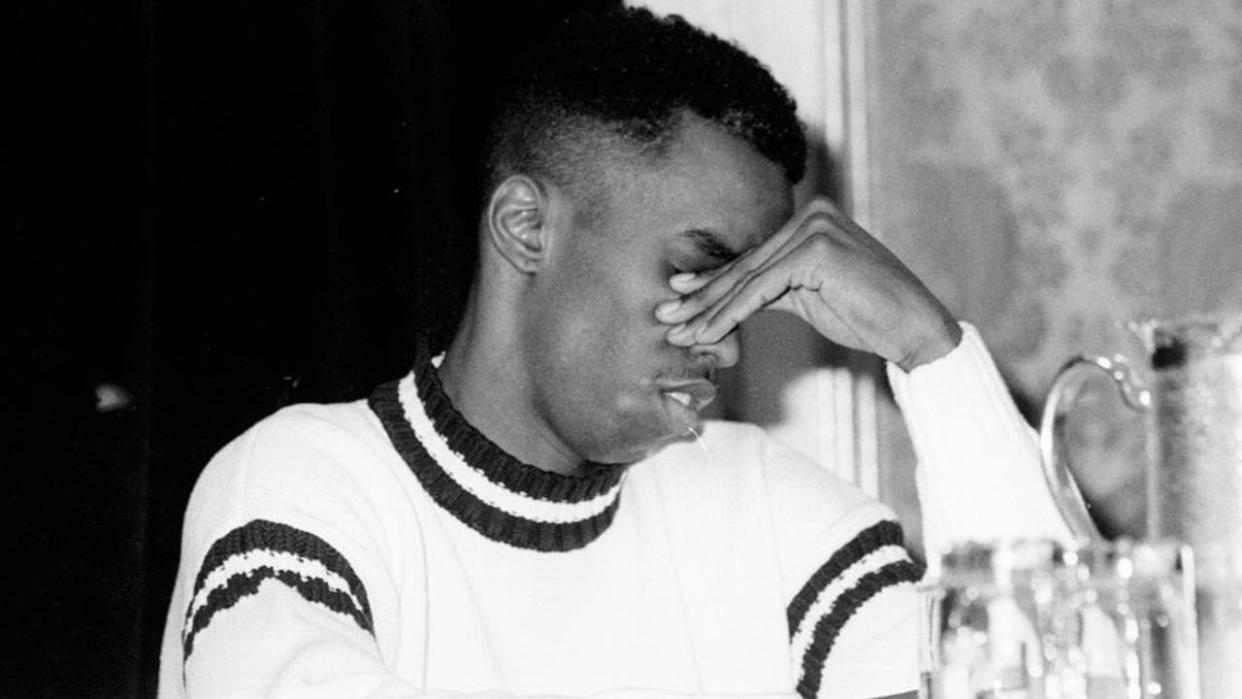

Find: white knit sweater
158;323;1068;698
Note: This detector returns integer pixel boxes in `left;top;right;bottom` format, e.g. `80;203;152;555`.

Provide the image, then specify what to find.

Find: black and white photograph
12;1;1242;697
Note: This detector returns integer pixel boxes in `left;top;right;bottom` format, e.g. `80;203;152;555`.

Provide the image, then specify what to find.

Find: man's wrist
895;315;963;372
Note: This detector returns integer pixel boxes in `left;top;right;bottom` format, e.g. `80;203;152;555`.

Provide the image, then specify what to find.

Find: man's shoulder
255;396;377;435
230;397;387;460
187;397;395;515
634;420;899;585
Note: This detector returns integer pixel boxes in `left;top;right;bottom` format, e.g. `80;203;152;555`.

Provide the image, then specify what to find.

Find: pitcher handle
1038;355;1150;543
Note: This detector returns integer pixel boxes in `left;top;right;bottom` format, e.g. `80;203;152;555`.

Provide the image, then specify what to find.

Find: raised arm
656;196;1071;559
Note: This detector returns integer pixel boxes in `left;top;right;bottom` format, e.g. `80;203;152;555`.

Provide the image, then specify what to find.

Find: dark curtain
11;0;619;696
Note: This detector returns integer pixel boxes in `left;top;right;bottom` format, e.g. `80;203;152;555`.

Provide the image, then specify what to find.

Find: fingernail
667;323;687;337
669;272;696;287
656;300;681;318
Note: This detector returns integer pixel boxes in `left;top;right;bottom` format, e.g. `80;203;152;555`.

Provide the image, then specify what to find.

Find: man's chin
645;424;708;457
585;427;697;466
589;391;707;464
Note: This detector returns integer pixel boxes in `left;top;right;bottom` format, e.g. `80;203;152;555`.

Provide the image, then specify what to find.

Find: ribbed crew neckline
367;339;627;552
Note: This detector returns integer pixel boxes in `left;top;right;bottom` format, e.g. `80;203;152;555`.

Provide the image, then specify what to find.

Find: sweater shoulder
201;398;387;484
639;420;889;542
181;398;406;554
636;420;900;597
646;420;876;512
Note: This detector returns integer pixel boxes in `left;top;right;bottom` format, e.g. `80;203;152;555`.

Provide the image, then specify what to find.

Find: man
159;8;1067;698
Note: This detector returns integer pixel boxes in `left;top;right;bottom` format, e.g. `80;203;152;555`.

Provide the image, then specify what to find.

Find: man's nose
690;330;740;370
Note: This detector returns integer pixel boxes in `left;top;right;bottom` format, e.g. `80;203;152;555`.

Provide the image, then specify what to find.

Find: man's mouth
666;391;696;409
657;381;717;414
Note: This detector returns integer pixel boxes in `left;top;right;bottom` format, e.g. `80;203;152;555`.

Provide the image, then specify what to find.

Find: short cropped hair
484;7;806;212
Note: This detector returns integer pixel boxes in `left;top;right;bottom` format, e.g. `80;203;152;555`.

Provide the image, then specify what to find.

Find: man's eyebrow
685;229;741;262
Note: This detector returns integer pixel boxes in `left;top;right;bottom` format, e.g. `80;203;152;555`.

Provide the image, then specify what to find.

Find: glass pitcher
1038;313;1242;698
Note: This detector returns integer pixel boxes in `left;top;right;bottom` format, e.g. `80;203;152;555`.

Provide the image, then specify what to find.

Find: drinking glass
921;539;1198;699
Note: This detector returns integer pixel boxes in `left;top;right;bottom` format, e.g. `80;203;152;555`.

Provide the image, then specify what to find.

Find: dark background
12;0;618;695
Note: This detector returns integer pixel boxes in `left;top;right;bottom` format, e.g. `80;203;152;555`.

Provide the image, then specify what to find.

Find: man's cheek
553;307;622;369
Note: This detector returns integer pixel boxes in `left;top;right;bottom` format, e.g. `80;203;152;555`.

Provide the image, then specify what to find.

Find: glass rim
927;537;1192;588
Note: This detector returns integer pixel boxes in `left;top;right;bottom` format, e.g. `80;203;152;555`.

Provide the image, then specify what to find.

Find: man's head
453;8;805;471
484;7;805;219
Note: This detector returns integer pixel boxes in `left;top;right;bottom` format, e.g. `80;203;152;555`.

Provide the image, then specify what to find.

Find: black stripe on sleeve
795;559;923;698
786;519;911;638
181;519;375;662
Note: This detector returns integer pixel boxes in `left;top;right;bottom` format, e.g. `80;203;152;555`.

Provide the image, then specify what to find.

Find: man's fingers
656;205;842;325
670;254;750;293
668;272;711;294
656;256;748;324
666;252;805;346
662;195;960;366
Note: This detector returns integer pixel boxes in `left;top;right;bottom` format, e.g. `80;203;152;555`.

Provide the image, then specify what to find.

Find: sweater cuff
885;322;1072;557
885;322;1034;457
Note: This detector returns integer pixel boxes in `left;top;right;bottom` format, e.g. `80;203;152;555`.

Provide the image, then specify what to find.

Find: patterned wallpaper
867;0;1242;536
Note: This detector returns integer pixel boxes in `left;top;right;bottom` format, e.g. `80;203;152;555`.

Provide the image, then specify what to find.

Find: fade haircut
484;7;806;218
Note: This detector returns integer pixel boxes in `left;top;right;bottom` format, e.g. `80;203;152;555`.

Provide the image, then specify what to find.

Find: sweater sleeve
760;436;923;699
158;406;429;699
785;517;923;699
177;522;420;698
886;322;1073;567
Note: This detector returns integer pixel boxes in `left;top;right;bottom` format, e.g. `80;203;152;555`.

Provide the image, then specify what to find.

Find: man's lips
656;379;717;413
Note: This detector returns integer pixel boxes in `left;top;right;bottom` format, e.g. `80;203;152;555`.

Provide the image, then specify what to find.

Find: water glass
921;539;1199;699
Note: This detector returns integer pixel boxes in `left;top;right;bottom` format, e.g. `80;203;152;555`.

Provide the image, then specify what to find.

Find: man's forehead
581;117;794;243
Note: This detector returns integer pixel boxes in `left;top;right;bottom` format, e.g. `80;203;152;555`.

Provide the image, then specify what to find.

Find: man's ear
486;175;551;274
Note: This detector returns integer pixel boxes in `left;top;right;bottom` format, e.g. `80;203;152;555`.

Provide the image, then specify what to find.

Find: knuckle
809;196;842;219
808;196;835;213
800;210;839;237
803;232;836;257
